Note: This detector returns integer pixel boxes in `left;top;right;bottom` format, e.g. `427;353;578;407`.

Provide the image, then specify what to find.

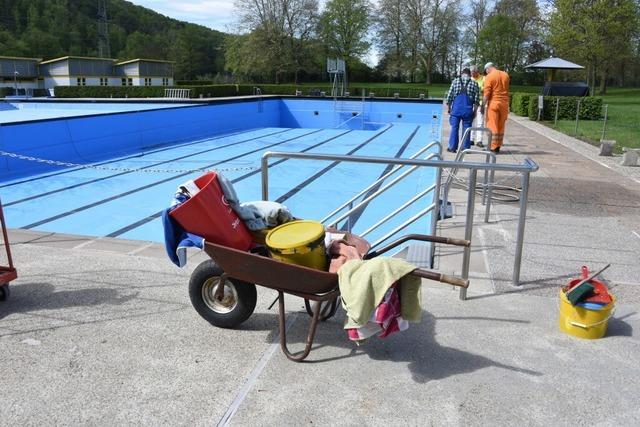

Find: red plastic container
169;172;252;250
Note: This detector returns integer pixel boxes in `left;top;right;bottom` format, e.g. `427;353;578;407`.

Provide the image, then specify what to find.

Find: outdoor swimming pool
0;97;442;256
0;101;193;124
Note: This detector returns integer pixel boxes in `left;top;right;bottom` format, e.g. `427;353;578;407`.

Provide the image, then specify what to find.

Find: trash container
170;172;252;250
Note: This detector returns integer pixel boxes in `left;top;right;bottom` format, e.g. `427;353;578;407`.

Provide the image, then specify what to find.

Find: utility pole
97;0;111;58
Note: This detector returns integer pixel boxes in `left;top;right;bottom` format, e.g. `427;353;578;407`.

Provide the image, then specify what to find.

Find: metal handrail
442;126;492;190
326;152;441;229
261;151;539;299
369;202;437;249
320;140;440;223
261;152;538;176
360;183;437;238
442;148;497;223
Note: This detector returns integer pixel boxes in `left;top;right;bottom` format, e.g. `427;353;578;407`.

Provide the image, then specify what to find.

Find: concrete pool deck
1;113;639;425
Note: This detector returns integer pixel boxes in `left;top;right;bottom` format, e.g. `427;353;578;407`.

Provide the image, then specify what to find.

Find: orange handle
581;265;589;280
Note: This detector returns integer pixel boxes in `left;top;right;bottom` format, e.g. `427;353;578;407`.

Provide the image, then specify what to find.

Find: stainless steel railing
261;150;539;300
442;127;495;223
321;140;441;229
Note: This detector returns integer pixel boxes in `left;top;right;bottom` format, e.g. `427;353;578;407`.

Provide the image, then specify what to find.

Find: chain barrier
0;150;259;174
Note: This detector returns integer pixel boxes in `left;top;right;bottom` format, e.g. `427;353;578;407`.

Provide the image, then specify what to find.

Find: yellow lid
266;220;325;250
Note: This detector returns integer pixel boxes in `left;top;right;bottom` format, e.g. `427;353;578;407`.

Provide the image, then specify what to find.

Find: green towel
338;258;422;329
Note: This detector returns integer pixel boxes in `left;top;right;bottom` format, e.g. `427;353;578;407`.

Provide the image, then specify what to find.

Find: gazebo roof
525;57;584;70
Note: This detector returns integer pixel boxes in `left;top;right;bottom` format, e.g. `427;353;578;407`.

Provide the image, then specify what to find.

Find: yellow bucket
558;289;615;339
265;220;327;271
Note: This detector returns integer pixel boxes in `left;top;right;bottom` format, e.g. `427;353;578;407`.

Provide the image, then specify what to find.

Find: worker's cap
484;62;495;71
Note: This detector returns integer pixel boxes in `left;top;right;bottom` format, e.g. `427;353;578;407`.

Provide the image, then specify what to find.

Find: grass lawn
543;88;640;150
297;82;541;98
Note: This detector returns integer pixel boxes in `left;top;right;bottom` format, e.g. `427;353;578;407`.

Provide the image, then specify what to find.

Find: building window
122;77;133;86
100;77;108;86
162;78;169;86
121;78;127;86
76;77;86;86
144;78;152;86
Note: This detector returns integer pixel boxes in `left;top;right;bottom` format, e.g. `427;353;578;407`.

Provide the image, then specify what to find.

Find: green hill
0;0;226;79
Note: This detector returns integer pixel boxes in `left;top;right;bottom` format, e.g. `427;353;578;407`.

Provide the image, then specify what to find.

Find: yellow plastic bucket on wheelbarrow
266;220;327;271
558;289;615;339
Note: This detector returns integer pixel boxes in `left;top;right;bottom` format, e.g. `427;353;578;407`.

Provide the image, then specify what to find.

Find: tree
549;0;640;94
319;0;371;84
231;0;319;83
466;0;492;65
376;0;408;81
493;0;540;69
477;14;520;71
0;0;227;79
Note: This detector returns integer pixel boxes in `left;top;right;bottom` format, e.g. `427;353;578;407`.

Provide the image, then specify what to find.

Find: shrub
176;80;214;86
510;92;531;116
528;95;602;120
55;86;165;98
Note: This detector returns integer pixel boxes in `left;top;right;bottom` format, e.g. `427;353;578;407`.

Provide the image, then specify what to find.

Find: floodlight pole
13;71;19;96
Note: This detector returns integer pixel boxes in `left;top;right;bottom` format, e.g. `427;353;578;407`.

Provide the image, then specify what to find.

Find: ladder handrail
441;146;497;224
320;140;440;223
326;151;441;229
360;182;437;238
442;126;493;191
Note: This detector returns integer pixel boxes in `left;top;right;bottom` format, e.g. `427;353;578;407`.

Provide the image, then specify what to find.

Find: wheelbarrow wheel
0;283;9;302
189;260;256;329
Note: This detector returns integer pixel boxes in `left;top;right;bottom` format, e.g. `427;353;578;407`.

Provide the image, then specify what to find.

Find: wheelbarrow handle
364;234;471;259
411;269;470;288
443;237;471;247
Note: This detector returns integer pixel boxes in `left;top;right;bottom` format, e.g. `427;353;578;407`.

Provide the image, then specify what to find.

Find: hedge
55;84;246;99
0;87;49;97
55;86;165;98
528;95;602;120
176;80;214;86
53;83;433;99
510;92;531;116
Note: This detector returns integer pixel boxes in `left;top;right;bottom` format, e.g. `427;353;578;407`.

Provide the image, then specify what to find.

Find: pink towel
346;283;408;342
328;240;363;273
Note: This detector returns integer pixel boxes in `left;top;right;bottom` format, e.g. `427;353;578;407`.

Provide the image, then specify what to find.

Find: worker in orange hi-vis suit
481;62;510;153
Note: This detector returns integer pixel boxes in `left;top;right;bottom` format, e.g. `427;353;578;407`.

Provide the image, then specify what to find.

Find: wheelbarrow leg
304;297;339;321
278;291;321;362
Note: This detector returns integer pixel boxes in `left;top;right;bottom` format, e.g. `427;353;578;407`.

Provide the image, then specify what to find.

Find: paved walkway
1;115;639;425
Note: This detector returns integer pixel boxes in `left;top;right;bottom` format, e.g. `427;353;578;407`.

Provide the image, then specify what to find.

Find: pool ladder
333;93;366;129
253;87;263;113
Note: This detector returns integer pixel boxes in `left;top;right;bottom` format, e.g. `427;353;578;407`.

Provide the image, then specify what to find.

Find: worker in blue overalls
446;68;481;153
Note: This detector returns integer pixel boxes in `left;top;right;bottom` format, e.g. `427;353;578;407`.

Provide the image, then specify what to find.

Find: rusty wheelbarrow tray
189;233;470;362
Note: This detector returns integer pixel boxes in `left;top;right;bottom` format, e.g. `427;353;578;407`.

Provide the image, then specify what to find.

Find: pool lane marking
5;129;293;207
21;129;323;230
104;129;354;237
339;125;419;231
274;125;393;204
0;127;266;189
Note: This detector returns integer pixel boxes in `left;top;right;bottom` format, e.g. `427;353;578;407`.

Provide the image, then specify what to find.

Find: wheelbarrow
189;233;470;362
0;197;17;301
